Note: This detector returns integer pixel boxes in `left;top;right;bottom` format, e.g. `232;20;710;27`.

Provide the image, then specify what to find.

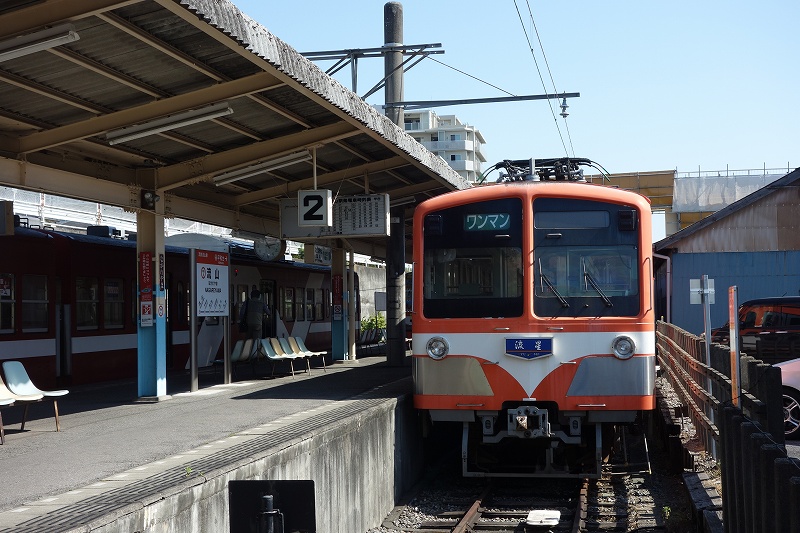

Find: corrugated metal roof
654;167;800;253
0;0;469;256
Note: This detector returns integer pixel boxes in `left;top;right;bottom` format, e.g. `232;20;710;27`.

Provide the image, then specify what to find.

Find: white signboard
375;291;387;312
280;194;390;239
195;249;229;317
313;244;332;265
298;189;332;227
689;278;715;305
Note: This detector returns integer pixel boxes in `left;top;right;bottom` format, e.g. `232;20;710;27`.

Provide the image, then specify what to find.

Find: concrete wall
90;391;423;533
356;264;388;321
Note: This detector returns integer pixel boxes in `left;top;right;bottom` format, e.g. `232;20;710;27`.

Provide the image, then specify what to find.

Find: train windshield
533;198;641;317
422;198;523;318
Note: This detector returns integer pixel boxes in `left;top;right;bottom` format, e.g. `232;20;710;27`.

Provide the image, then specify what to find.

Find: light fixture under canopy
0;24;80;63
213;151;313;186
104;102;234;145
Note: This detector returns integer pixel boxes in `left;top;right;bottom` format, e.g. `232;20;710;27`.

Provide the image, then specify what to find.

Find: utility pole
383;2;404;125
384;2;407;367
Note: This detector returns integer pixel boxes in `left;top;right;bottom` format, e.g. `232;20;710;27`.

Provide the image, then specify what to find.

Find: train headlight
426;337;449;360
611;336;636;360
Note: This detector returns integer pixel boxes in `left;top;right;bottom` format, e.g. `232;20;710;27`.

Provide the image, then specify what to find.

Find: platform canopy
0;0;470;257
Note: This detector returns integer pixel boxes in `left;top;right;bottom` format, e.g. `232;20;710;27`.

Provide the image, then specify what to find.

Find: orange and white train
411;158;655;477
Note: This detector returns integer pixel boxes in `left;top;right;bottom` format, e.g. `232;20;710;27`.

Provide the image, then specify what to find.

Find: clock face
254;237;284;261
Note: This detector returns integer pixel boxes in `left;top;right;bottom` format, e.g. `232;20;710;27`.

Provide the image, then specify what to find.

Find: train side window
76;276;99;330
21;274;48;332
0;273;15;333
281;287;295;321
305;288;314;320
295;287;305;321
314;288;323;321
104;278;124;329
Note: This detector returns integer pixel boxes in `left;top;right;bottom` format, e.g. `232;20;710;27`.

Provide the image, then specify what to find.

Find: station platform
0;354;415;533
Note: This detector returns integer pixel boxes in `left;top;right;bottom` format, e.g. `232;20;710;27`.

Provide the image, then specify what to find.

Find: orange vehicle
411;158;656;477
711;296;800;365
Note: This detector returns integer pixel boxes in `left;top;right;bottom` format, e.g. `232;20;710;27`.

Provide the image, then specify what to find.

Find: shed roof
654;167;800;253
0;0;470;256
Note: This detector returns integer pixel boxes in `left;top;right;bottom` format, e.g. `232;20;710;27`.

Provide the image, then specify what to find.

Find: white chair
0;397;14;445
291;337;327;372
272;338;310;374
0;363;51;432
261;339;296;378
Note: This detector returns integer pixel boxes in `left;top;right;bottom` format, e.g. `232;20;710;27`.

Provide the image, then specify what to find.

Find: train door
260;280;276;338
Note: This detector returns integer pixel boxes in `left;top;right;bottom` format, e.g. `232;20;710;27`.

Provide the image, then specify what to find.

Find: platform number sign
298;189;332;227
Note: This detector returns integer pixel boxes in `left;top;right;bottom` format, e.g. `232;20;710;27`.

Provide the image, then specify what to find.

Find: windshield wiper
584;271;613;307
540;272;569;308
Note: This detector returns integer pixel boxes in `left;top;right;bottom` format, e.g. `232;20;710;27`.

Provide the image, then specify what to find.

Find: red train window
76;276;99;330
21;274;48;332
0;273;15;333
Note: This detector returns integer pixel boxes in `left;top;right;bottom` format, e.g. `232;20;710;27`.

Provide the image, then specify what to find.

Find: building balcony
422;140;474;152
447;159;476;172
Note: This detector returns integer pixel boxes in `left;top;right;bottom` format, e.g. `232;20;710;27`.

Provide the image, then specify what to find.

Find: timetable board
280;193;389;239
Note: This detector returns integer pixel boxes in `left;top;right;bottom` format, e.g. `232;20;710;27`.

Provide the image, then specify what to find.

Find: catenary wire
427;56;517;97
513;0;569;157
524;0;577;157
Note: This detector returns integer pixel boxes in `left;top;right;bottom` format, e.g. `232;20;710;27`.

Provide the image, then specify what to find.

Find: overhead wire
427;56;517;97
524;1;576;158
512;0;570;158
373;5;579;175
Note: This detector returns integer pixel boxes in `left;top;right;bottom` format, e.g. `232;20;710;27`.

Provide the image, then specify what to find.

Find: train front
411;179;655;478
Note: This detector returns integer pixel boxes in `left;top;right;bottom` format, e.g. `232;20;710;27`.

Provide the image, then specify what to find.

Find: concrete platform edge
51;378;422;533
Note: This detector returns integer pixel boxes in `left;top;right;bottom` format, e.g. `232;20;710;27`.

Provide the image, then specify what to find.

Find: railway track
370;426;672;533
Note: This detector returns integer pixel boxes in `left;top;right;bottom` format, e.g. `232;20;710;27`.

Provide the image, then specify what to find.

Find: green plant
183;466;204;478
361;313;386;330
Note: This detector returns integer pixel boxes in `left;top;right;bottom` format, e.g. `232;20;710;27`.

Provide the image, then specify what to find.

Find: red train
0;223;345;389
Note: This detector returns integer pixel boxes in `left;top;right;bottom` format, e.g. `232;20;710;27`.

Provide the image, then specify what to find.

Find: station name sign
195;249;229;317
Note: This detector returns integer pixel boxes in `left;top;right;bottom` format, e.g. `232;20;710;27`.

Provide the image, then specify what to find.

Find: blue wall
664;251;800;334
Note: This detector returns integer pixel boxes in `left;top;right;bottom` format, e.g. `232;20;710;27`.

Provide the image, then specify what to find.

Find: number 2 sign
298;189;332;227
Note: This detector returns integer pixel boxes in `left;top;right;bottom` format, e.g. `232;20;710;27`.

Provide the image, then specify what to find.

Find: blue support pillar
136;201;168;399
330;246;348;361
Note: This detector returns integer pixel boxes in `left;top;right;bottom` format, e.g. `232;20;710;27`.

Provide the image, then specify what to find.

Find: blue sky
234;1;797;176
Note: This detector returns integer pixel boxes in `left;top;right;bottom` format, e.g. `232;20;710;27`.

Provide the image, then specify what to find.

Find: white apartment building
403;110;487;183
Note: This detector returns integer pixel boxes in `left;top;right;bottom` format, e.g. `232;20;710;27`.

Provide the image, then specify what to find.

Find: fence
655;320;800;532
